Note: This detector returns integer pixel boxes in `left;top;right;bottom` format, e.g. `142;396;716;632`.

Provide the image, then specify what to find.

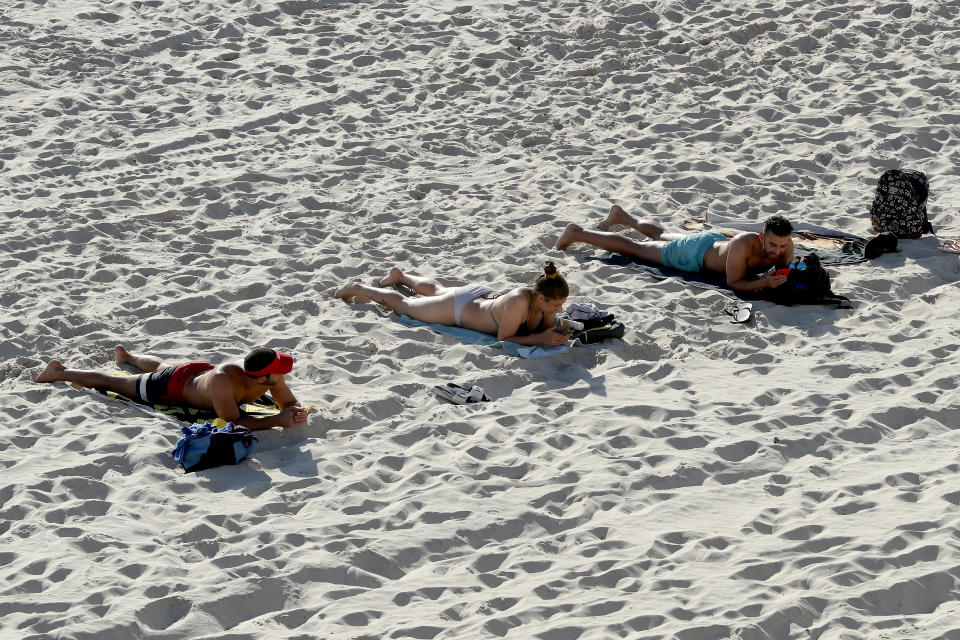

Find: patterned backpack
870;169;932;238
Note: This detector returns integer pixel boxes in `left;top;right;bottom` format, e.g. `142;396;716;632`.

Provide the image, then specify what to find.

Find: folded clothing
564;302;615;330
562;302;624;344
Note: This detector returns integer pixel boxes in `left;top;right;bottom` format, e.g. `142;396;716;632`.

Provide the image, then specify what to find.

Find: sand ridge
1;1;960;638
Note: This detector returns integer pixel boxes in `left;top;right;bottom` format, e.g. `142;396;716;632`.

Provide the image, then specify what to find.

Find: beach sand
2;1;959;638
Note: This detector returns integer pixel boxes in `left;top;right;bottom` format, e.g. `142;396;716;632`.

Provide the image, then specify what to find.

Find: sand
2;1;959;638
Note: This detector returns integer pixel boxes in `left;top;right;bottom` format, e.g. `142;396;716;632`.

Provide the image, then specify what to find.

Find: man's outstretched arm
267;376;301;410
725;239;786;292
266;377;309;425
210;377;300;431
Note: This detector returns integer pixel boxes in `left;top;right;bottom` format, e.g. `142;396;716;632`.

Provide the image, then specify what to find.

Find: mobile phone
775;268;791;277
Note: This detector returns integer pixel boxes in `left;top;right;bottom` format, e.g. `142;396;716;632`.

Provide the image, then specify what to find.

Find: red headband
245;351;293;376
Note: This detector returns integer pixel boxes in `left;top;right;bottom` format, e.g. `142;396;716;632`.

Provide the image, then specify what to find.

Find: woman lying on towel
334;261;572;346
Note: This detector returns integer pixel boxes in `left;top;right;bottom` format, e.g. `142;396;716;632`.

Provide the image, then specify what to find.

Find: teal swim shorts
660;231;726;272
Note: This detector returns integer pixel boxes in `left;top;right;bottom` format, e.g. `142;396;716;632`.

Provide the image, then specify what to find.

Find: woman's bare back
460;287;540;337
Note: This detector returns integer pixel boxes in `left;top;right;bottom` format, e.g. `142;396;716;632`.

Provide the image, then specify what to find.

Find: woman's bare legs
335;268;458;324
378;267;449;297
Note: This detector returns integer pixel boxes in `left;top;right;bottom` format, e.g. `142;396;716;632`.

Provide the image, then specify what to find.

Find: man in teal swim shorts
555;205;795;292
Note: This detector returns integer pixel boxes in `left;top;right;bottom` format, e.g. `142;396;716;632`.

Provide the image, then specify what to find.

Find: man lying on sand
36;346;309;431
556;206;795;293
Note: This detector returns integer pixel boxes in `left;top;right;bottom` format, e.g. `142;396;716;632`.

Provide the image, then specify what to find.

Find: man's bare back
183;364;279;409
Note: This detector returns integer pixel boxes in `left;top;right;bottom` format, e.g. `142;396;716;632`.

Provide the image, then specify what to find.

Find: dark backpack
870;169;932;238
574;321;626;344
763;253;850;308
172;422;258;472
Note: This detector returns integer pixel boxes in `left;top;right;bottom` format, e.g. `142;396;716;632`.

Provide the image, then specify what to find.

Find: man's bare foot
598;204;629;231
600;205;666;238
334;282;371;304
555;223;583;250
378;267;404;288
35;360;67;383
114;345;131;364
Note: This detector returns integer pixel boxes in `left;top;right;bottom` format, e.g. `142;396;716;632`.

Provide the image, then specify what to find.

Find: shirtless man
35;346;309;431
555;206;795;292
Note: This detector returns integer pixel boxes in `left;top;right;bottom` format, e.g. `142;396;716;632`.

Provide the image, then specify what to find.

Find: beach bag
870;169;932;238
863;231;899;259
574;321;626;344
172;422;257;472
763;254;849;308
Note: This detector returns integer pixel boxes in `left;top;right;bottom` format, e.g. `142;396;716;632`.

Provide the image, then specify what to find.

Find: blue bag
172;422;258;472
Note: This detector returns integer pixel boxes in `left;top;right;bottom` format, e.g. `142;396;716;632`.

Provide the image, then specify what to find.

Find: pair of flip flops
431;383;492;405
724;302;753;324
940;240;960;254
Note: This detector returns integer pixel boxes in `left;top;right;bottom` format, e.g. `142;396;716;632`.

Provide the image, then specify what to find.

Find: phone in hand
775;268;791;278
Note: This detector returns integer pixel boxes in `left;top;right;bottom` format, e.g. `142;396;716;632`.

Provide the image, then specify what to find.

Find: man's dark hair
244;347;277;374
763;215;794;237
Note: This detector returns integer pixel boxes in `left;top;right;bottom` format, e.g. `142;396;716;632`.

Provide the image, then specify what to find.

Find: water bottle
556;317;584;332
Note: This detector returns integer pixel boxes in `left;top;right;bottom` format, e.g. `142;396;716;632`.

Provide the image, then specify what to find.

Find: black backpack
763;253;850;308
564;311;625;344
574;321;626;344
870;169;932;238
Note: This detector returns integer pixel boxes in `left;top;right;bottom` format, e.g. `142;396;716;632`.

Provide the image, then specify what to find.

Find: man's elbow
727;280;749;292
214;408;242;424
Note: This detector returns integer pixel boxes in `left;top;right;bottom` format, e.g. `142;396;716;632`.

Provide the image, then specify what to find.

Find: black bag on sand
863;231;899;259
871;169;932;238
580;312;616;330
763;253;851;308
574;321;626;344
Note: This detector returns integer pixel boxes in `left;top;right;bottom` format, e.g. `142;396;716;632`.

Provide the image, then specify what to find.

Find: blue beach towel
397;315;578;359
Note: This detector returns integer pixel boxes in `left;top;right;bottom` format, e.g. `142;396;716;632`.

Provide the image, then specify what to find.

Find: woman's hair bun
535;261;568;298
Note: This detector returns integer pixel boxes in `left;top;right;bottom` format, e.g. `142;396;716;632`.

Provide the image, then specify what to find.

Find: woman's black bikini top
511;289;540;336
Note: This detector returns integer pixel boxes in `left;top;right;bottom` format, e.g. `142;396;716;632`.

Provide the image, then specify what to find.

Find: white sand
2;1;959;638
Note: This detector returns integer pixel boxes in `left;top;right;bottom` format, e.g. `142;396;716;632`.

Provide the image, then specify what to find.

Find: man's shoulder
730;230;761;243
727;231;761;251
210;362;245;383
